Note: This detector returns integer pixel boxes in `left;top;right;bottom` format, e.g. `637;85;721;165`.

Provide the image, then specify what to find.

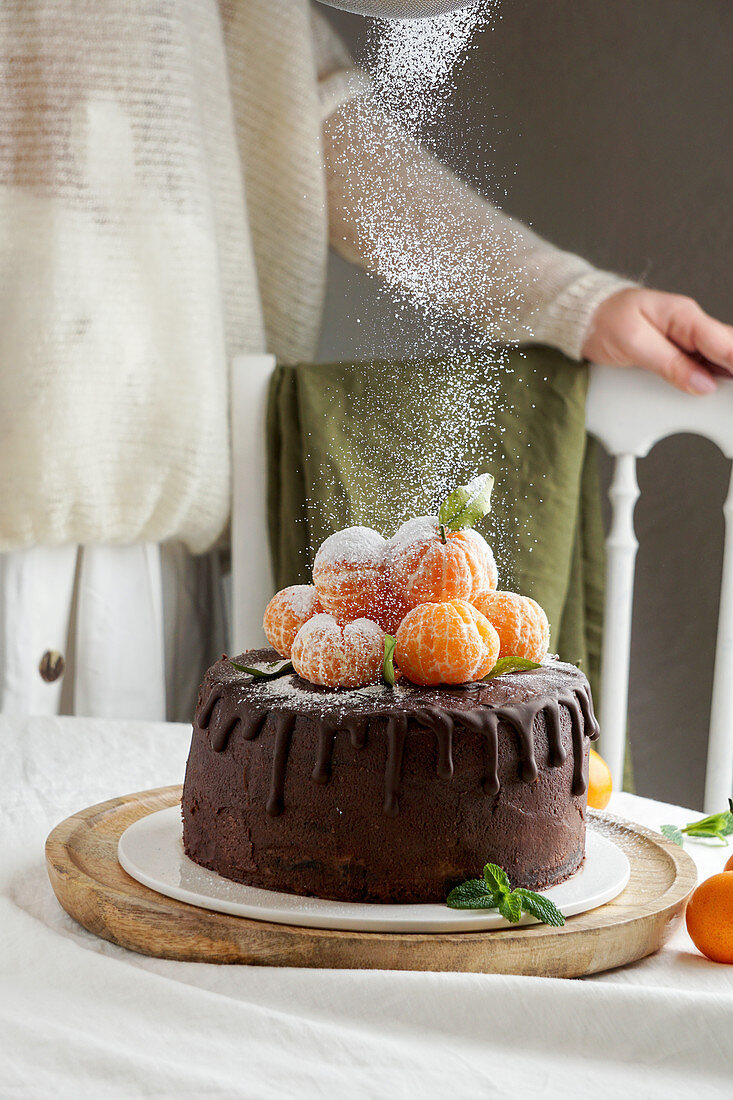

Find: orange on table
263;585;323;658
471;590;550;663
386;517;497;611
291;613;385;688
395;599;500;686
587;748;613;810
685;872;733;963
312;526;386;622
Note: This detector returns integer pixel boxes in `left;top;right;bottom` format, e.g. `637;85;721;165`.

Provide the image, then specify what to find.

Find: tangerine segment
685;872;733;964
587;749;613;810
471;590;550;663
395;599;500;686
263;585;323;658
291;614;385;688
387;516;497;610
313;526;387;622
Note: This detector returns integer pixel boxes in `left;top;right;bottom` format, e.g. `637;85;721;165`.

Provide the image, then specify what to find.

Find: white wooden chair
586;365;733;811
231;354;733;811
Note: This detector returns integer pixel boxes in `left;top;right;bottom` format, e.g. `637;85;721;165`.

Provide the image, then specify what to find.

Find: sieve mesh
316;1;477;19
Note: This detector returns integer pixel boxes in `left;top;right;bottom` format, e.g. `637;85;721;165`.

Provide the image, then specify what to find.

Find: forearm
323;97;633;359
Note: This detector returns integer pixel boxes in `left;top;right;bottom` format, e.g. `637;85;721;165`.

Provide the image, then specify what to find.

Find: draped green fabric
266;348;605;704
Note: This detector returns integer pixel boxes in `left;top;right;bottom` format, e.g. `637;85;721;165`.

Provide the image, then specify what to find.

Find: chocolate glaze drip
383;714;407;817
313;726;336;785
195;650;600;818
267;713;296;816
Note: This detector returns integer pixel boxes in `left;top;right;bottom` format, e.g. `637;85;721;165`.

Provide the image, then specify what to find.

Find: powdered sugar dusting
255;671;413;714
386;515;438;557
276;585;321;619
314;526;387;568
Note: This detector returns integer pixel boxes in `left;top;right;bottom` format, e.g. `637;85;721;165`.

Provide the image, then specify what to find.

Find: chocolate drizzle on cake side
194;649;600;820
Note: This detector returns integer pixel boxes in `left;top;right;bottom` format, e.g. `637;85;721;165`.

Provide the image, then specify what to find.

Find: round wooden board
46;785;697;977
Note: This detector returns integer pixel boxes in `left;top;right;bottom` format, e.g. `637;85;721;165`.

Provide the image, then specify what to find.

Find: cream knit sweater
0;0;630;555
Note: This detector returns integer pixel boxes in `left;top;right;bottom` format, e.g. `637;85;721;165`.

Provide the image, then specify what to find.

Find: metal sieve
316;1;478;19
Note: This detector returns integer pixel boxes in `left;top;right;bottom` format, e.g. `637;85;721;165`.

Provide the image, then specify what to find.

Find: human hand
581;288;733;395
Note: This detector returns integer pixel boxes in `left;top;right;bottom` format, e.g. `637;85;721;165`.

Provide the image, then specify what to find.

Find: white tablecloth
2;716;732;1099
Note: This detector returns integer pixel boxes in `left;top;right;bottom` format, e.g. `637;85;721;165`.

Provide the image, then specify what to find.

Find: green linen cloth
266;347;605;704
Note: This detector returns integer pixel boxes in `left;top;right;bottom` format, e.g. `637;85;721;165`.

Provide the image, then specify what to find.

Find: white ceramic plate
118;807;630;933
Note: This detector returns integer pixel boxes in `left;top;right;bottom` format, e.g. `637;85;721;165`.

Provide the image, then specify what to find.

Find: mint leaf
498;892;523;923
383;634;396;686
438;473;494;534
447;863;564;927
446;880;501;910
661;824;684;847
483;863;511;896
482;656;542;680
229;659;293;680
515;889;565;927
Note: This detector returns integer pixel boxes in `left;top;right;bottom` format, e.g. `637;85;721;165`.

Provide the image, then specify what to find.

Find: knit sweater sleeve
322;95;635;360
310;8;370;120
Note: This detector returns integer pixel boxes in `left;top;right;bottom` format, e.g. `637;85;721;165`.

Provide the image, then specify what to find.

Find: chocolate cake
182;648;600;903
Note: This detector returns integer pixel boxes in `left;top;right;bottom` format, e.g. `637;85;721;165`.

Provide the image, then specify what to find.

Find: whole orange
586;749;612;810
685;873;733;963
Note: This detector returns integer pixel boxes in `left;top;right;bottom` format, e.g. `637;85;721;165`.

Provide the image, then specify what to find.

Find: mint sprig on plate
482;656;542;680
229;659;293;680
437;473;494;544
446;861;565;926
661;800;733;847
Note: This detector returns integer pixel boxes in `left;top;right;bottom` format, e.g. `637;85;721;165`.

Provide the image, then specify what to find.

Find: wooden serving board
46;785;696;977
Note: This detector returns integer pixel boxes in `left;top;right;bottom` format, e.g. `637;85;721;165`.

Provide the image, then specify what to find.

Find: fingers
645;295;733;377
628;321;718;395
680;314;733;376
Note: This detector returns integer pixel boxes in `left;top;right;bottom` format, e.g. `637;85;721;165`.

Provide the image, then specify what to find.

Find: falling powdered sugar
309;3;541;584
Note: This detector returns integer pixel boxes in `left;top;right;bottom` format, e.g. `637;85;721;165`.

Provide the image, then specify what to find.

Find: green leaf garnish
446;861;565;926
229;659;293;680
438;473;494;534
514;889;566;927
498;892;523;923
660;824;684;847
660;802;733;847
482;656;542;680
483;862;511;895
446;880;501;909
383;634;397;686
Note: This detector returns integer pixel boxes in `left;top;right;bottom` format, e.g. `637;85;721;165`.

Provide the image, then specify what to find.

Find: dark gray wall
317;0;732;808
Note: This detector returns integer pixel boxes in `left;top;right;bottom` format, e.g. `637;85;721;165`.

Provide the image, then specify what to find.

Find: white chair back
230;354;276;653
230;354;733;810
587;365;733;810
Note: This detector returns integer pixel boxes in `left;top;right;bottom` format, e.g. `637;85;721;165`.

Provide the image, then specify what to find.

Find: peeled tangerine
472;590;549;664
312;526;387;622
263;585;323;658
395;599;500;686
387;517;497;611
291;614;385;689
